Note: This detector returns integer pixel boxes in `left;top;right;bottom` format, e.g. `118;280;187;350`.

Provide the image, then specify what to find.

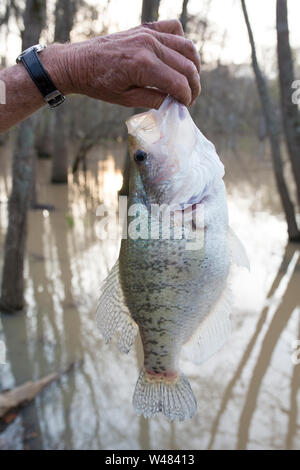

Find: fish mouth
126;109;162;146
126;96;185;148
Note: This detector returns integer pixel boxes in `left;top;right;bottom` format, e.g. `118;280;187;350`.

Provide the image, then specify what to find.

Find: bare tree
141;0;160;23
0;0;47;312
185;0;212;64
119;0;160;197
0;1;10;28
241;0;300;241
0;0;23;30
35;107;53;158
50;0;78;184
276;0;300;207
179;0;189;32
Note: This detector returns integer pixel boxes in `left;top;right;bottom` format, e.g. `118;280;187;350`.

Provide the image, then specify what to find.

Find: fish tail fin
132;368;197;421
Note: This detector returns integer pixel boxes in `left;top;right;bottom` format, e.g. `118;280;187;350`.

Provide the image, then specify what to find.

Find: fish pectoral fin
228;226;250;270
182;283;233;364
96;260;138;354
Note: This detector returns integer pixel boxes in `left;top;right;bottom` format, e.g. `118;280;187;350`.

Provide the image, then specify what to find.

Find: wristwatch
16;44;66;108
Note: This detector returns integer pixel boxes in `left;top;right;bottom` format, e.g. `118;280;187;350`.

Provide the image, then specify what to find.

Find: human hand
61;19;201;108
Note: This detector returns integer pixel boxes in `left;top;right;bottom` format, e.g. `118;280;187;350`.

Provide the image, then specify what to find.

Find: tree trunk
0;0;46;312
276;0;300;207
21;0;46;48
241;0;300;241
141;0;160;23
180;0;189;32
51;105;69;183
36;107;54;158
119;0;160;197
50;0;77;184
23;0;46;206
0;118;36;311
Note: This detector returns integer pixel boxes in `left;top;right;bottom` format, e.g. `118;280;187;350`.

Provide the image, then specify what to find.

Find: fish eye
134;149;147;163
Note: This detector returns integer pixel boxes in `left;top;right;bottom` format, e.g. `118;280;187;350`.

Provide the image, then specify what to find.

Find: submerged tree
0;0;47;312
241;0;300;242
276;0;300;207
51;0;78;184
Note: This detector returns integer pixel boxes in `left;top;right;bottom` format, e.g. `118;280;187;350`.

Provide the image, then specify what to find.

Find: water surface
0;138;299;450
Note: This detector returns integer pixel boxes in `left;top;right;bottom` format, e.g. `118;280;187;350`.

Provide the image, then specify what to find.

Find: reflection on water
0;139;299;450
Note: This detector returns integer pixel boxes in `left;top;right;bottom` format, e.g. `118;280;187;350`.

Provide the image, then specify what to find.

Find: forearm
0;44;71;133
0;20;201;134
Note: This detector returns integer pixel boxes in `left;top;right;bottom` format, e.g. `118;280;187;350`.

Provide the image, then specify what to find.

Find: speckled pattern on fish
96;96;249;421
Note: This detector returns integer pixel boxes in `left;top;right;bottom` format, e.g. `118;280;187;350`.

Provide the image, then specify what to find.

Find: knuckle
184;61;199;86
172;19;184;33
185;60;195;76
192;64;200;82
148;34;159;49
173;73;188;93
137;32;156;48
185;39;195;53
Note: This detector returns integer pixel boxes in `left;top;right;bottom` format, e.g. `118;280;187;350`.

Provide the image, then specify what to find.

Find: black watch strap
17;46;65;108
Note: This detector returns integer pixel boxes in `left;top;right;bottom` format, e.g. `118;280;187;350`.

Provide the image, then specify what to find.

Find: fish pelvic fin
96;260;138;353
228;226;250;270
133;368;197;421
183;282;233;364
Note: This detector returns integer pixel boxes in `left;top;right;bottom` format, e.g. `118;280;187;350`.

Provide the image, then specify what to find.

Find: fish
96;96;249;421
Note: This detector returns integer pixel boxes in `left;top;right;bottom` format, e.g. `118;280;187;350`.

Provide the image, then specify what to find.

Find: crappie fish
96;96;249;421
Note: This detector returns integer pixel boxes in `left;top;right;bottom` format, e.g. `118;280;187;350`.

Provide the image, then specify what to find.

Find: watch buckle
44;90;65;107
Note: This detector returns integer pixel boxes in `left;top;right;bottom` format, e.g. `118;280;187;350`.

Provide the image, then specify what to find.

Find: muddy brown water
0;137;299;450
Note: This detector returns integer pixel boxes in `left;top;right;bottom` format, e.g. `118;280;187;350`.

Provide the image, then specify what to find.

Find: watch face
17;44;46;62
34;44;46;53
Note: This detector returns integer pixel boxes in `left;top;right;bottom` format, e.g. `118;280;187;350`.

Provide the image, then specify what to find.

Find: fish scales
96;96;249;421
120;189;228;375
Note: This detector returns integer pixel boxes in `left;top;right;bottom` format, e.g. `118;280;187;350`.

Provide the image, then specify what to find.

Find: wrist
60;40;95;95
39;43;75;96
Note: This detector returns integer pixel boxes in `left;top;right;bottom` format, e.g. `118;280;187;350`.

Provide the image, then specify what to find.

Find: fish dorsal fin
182;282;233;364
228;227;250;270
96;260;138;353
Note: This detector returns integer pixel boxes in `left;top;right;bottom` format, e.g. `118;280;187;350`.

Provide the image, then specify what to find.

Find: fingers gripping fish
96;96;249;421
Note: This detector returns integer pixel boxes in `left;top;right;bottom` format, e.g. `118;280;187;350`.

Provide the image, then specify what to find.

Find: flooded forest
0;0;300;451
